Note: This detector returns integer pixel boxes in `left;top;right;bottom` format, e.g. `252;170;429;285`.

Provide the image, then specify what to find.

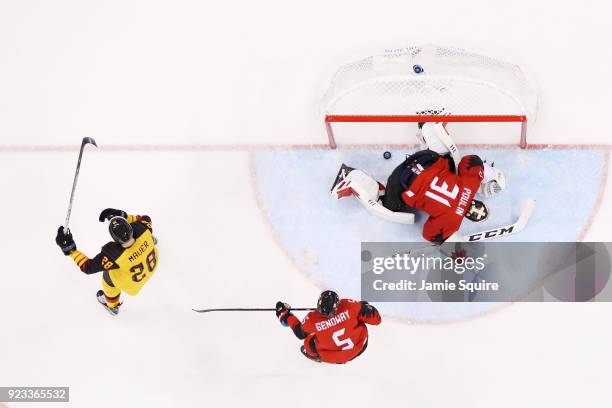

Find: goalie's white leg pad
331;169;381;202
416;127;426;147
364;199;415;224
421;122;452;155
421;122;460;173
344;171;414;224
331;167;414;224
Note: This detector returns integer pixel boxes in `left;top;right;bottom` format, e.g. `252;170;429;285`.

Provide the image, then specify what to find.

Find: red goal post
325;114;528;149
322;45;538;149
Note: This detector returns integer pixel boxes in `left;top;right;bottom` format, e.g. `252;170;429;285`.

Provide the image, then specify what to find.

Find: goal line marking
0;143;610;153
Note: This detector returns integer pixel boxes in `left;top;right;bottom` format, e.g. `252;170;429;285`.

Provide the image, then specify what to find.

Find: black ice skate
300;346;322;363
330;163;355;199
96;290;122;316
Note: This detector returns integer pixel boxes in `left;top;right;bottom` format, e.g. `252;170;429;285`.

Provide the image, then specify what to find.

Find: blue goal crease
253;148;605;321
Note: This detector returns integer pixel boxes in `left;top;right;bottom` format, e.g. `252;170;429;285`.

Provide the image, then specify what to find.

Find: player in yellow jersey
55;208;159;316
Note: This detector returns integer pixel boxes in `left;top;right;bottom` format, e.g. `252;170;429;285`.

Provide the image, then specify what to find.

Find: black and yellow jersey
70;215;158;296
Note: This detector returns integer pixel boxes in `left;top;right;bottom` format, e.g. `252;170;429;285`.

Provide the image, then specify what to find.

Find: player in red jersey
330;121;506;243
276;290;381;364
395;151;486;242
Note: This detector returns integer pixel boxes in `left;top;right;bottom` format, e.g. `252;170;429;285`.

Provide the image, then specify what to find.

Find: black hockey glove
275;301;291;327
99;208;127;222
55;226;76;255
359;301;377;318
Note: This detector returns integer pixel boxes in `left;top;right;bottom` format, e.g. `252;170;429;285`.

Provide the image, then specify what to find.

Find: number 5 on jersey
332;328;355;350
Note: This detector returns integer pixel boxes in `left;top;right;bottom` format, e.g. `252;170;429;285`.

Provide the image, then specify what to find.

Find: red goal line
324;114;528;149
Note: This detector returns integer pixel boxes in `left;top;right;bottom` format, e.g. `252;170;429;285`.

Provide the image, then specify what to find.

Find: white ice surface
1;1;612;407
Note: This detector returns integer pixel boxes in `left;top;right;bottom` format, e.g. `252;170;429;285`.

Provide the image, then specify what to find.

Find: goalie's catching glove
479;161;506;197
275;301;292;327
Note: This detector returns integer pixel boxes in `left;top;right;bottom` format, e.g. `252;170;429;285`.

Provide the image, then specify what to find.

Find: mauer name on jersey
314;310;350;332
455;187;472;217
128;240;149;262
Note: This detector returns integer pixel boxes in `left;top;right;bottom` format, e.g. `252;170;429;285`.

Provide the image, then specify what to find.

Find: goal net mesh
321;45;539;147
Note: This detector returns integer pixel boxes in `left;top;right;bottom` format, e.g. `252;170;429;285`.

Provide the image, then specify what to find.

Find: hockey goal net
321;45;539;149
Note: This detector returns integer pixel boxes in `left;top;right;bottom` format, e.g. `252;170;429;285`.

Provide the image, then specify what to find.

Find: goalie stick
390;198;537;258
463;198;536;242
64;137;98;232
192;307;315;313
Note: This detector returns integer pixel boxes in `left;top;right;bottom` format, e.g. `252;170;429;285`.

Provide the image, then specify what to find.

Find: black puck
383;151;392;160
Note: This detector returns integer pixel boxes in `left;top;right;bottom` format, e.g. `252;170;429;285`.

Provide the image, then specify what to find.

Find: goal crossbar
324;114;528;149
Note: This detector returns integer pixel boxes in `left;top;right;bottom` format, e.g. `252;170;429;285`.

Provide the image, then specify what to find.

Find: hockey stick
192;307;315;313
463;198;536;242
64;137;98;232
391;198;537;258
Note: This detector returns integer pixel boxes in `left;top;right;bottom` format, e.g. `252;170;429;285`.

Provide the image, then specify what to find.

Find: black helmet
109;216;133;244
317;290;340;317
465;199;489;223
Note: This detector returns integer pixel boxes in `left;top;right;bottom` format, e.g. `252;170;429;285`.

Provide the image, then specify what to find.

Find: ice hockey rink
1;1;612;407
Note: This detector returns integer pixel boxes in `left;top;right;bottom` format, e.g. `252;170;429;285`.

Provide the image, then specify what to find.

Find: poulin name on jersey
128;241;149;263
314;310;350;332
455;187;472;217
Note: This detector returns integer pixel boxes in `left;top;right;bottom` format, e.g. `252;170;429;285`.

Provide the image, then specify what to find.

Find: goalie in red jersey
275;290;381;364
330;121;507;243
